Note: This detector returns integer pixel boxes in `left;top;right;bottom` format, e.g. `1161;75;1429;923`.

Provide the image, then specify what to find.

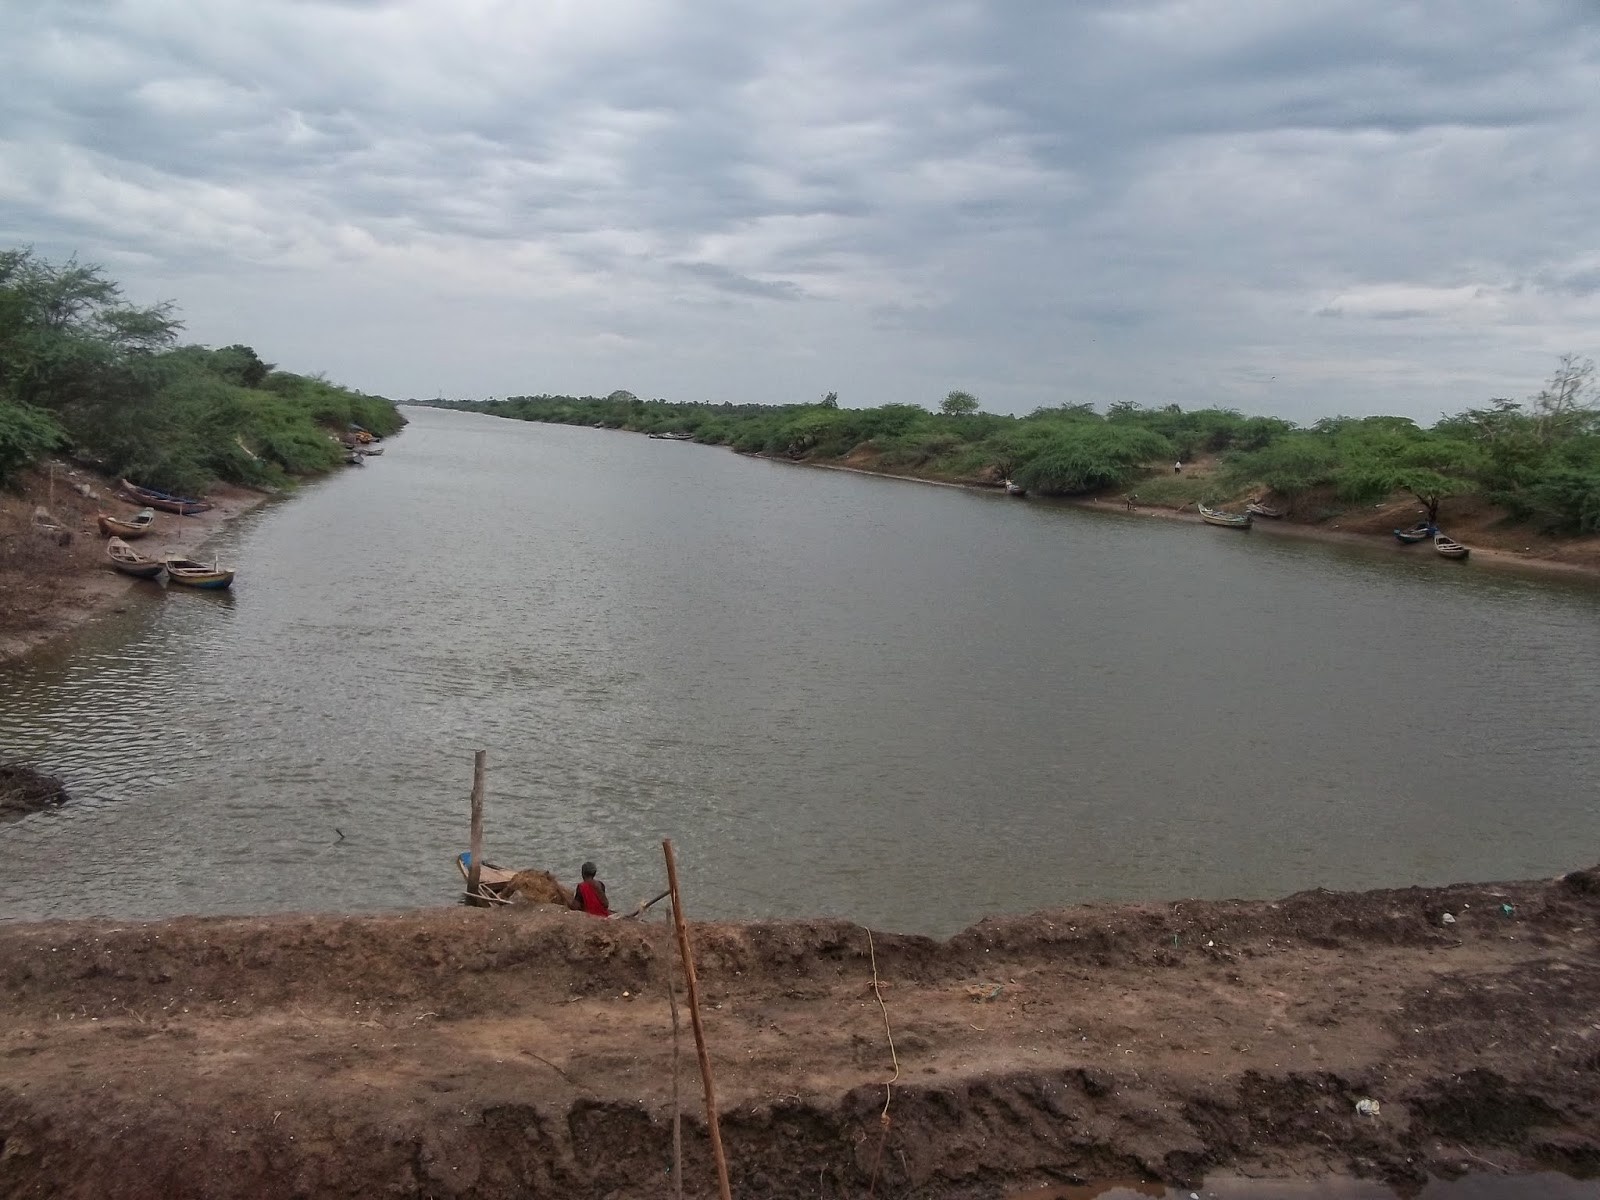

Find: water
3;405;1600;934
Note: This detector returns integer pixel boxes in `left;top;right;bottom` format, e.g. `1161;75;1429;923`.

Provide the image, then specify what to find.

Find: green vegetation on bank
0;248;404;493
439;363;1600;534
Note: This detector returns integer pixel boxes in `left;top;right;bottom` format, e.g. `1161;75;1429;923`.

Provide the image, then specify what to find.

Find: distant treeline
438;368;1600;533
0;248;405;493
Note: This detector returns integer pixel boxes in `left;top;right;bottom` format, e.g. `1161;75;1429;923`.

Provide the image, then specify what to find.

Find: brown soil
0;462;269;663
2;868;1598;1198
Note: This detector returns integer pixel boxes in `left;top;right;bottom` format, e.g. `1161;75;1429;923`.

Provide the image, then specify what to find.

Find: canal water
3;405;1599;934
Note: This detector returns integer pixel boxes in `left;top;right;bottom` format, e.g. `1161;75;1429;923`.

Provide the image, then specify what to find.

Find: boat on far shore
647;431;694;441
1199;503;1252;529
1434;533;1471;560
1004;479;1027;496
118;480;212;515
97;508;156;539
1246;501;1283;518
106;537;164;579
1394;522;1436;543
163;556;235;589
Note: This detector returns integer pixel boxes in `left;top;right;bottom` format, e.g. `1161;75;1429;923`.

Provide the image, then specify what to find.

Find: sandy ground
0;462;270;664
1;867;1596;1199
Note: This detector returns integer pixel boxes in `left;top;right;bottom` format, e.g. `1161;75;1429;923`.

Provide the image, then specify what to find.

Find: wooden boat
647;431;694;441
457;852;517;905
1198;504;1252;529
1245;501;1283;518
106;537;164;578
360;445;383;456
162;556;235;589
1004;479;1027;496
97;507;156;539
1434;533;1470;560
1394;522;1435;543
118;479;212;515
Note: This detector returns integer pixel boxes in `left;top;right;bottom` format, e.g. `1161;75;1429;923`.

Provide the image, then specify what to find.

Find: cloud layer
4;0;1598;419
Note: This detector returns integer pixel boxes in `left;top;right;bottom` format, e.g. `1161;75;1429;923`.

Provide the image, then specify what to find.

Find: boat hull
163;558;235;589
118;480;212;515
97;511;155;539
1199;505;1252;528
106;537;163;578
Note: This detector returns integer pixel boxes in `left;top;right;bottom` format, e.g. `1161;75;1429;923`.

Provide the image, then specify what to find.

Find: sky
3;0;1598;423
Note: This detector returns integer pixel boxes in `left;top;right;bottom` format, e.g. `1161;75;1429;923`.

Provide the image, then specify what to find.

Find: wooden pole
466;750;486;901
662;839;731;1200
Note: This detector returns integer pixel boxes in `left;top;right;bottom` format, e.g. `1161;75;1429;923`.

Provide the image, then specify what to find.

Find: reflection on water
4;406;1600;933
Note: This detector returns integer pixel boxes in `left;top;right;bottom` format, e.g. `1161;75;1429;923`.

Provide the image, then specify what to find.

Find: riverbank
0;461;270;664
766;452;1600;583
2;866;1597;1198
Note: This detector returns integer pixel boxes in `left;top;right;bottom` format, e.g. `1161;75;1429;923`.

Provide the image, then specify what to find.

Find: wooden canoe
1198;504;1252;529
107;537;164;578
1394;523;1434;543
457;852;517;905
97;508;156;538
1245;502;1283;518
163;556;235;589
118;479;213;515
1434;534;1470;560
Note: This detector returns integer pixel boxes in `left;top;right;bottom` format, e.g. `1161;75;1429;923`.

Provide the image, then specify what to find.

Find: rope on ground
864;926;900;1199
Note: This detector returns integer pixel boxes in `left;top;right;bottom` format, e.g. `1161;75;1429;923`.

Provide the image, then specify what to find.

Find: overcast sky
4;1;1597;422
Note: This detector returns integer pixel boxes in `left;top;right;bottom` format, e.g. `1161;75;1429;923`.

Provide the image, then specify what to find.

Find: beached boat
1245;502;1283;518
97;508;156;539
1434;534;1470;560
1004;479;1027;496
106;537;164;579
360;445;383;456
457;852;517;905
1394;522;1435;543
1198;504;1252;529
118;479;212;515
344;450;364;465
648;431;694;441
162;556;235;589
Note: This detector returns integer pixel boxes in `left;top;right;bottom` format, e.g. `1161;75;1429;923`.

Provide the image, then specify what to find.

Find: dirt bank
762;453;1600;584
0;462;269;663
2;868;1597;1198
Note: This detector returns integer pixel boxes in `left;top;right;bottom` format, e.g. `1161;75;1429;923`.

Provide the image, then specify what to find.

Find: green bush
0;399;65;485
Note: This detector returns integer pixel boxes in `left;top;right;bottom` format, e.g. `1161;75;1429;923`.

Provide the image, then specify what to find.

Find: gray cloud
1;0;1597;418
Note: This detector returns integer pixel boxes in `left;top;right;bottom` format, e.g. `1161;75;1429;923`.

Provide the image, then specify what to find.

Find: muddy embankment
2;868;1598;1198
0;462;268;663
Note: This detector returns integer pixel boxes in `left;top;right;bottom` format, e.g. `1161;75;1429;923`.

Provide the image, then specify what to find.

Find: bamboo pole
466;750;486;901
662;839;731;1200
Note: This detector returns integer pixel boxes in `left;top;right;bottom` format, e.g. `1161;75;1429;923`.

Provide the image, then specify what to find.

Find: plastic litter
1500;903;1515;916
1355;1098;1381;1117
1441;912;1457;925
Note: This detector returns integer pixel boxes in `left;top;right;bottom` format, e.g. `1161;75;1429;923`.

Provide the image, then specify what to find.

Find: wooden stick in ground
667;948;683;1200
662;839;732;1200
466;749;486;902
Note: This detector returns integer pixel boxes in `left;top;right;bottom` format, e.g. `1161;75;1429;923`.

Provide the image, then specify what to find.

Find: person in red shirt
569;861;611;917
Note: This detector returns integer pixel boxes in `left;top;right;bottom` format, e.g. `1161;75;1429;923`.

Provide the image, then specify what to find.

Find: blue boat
1394;522;1436;543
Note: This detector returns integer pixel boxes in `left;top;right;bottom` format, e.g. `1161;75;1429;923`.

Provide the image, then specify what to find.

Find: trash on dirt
1500;903;1515;916
1441;912;1457;925
967;984;1004;1002
1355;1098;1381;1116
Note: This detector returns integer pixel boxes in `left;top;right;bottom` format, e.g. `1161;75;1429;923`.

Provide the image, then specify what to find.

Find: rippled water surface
4;406;1600;934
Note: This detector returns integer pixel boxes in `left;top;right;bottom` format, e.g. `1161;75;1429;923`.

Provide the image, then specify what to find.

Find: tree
1530;354;1598;444
940;390;980;416
1333;424;1482;524
820;391;838;408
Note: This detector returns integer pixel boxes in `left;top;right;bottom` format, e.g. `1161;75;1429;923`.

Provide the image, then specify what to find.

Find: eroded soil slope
2;869;1598;1198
